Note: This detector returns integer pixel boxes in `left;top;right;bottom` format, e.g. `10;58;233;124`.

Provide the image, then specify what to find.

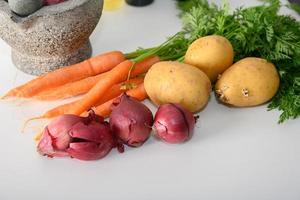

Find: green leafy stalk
126;0;300;123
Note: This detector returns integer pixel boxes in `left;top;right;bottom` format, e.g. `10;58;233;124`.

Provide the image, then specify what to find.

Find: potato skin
215;57;280;107
184;35;234;82
144;61;211;112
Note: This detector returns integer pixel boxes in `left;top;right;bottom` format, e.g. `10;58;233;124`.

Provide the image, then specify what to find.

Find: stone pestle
8;0;43;16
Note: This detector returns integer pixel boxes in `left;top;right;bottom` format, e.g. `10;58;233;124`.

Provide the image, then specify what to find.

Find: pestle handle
8;0;43;17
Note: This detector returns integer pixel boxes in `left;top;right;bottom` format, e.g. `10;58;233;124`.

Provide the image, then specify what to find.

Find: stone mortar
0;0;103;75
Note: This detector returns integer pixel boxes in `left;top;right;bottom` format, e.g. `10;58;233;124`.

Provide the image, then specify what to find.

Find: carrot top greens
126;0;300;123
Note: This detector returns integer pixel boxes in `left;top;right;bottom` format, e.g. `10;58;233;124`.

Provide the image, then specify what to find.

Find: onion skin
37;114;82;157
67;120;114;161
110;94;154;147
153;104;195;144
37;112;116;161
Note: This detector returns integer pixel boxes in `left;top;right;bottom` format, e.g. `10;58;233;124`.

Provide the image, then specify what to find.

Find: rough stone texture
0;0;103;75
12;41;92;75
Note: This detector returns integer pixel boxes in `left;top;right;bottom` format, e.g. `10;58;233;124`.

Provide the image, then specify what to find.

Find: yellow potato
144;61;211;112
215;57;280;107
185;35;234;82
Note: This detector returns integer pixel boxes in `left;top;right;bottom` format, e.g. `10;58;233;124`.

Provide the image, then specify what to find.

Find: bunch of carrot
3;51;160;118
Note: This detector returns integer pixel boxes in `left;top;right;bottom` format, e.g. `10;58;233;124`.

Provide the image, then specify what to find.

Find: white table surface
1;1;300;200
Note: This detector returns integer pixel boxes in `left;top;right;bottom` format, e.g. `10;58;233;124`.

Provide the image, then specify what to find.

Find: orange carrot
41;77;144;118
39;55;159;118
35;73;106;101
42;102;74;119
130;55;160;76
3;51;125;98
68;56;159;115
34;55;159;101
99;77;144;103
68;60;134;115
92;83;148;118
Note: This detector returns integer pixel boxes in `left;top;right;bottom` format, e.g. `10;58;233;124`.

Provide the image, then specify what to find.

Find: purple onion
109;94;153;147
153;103;196;144
43;0;66;6
37;112;116;161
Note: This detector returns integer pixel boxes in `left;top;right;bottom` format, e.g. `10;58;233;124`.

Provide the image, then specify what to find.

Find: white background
0;0;300;200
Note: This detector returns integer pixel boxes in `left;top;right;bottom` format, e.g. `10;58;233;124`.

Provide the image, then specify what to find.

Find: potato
184;35;234;82
144;61;211;112
215;57;280;107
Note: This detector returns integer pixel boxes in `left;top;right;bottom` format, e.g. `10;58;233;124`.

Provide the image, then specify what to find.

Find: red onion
37;112;116;161
110;94;153;147
153;104;196;144
43;0;66;6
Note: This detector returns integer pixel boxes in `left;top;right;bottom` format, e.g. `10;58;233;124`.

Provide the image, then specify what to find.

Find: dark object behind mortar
0;0;103;75
289;0;300;4
126;0;153;7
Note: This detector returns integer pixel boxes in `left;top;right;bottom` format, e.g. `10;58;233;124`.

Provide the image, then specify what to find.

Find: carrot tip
1;89;18;99
21;116;44;134
0;95;20;104
34;132;43;142
1;93;10;100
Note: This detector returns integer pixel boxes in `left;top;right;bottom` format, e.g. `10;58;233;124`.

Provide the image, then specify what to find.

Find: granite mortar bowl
0;0;103;75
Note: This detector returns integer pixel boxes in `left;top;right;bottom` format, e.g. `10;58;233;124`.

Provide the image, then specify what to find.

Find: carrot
92;83;148;118
129;55;160;76
39;55;159;118
35;73;106;101
67;60;134;115
99;77;144;103
42;102;74;118
67;56;159;115
41;77;144;118
34;55;159;101
3;51;125;98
